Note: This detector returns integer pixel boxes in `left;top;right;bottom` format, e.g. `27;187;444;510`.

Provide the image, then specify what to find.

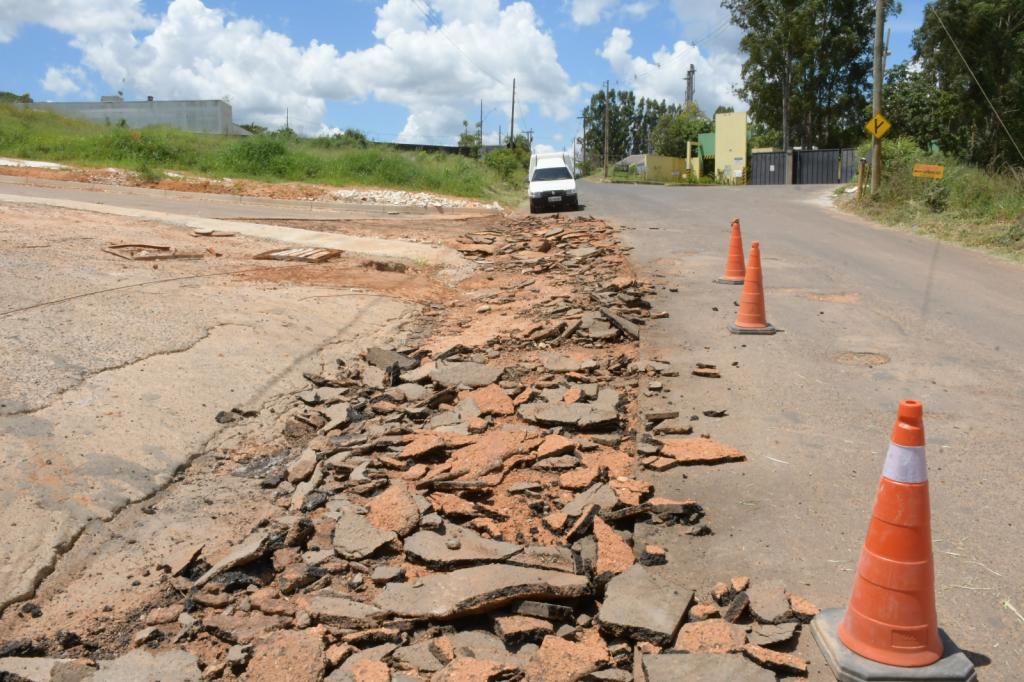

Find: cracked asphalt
0;199;414;613
581;180;1024;680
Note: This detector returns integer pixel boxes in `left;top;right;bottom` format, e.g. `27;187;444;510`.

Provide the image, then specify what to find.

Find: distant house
21;96;251;136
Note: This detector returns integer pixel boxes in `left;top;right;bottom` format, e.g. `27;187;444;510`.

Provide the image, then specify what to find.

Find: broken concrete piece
430;658;520;682
245;629;326;682
494;615;554;645
296;592;383;628
722;591;750;623
518;403;619;431
366;347;419;371
536;434;575;459
788;593;820;621
742;643;809;675
505;545;579;574
562;483;618;518
0;657;96;682
747;622;798;646
195;527;283;587
287;449;318;483
523;634;607;682
746;580;793;624
93;648;203;681
401;433;446;459
514;600;574;622
366;483;422;537
403;525;522;569
467;384;515;416
592;517;634;578
430;362;504;389
374;565;589;620
642;653;774;682
659;438;745;465
673;620;747;653
598;565;692;645
332;502;398;560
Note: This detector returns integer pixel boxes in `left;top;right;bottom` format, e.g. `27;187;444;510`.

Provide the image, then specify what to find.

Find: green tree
880;62;953;152
715;105;736;115
459;119;481;155
0;92;33;103
723;0;892;149
581;89;679;164
911;0;1024;168
651;103;714;157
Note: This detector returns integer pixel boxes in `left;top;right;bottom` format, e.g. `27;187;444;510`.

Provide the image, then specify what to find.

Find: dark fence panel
794;148;842;184
749;152;787;185
840;148;858;183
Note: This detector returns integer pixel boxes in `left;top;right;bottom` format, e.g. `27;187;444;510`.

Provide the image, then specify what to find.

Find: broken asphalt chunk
642;653;774;682
658;437;746;465
403;525;522;569
430;361;504;389
597;564;692;645
374;565;589;620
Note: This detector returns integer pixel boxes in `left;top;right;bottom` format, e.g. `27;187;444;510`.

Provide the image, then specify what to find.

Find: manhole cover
834;351;890;366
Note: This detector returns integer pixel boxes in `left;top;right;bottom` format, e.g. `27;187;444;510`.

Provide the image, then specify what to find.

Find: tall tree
723;0;886;149
912;0;1024;167
880;62;954;152
581;89;680;163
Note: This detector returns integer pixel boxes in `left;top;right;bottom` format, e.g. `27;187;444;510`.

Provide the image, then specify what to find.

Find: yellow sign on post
912;163;945;179
865;113;892;140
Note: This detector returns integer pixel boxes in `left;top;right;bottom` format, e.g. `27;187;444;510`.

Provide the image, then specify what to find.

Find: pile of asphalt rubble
0;215;817;681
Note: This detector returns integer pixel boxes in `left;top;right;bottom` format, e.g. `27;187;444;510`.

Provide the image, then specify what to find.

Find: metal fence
750;148;859;185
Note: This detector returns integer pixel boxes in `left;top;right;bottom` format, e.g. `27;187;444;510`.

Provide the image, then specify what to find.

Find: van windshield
532;166;573;181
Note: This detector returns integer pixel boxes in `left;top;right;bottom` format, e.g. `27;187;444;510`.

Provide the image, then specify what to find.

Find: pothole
834;351;890;366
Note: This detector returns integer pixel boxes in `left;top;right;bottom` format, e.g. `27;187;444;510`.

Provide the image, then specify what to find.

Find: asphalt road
580;180;1023;680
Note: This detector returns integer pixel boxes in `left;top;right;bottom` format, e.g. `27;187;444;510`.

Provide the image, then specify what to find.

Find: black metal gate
750;152;787;185
749;148;859;185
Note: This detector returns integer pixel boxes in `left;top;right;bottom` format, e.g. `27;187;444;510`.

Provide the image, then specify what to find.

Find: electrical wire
631;16;733;81
409;0;508;87
927;5;1024;165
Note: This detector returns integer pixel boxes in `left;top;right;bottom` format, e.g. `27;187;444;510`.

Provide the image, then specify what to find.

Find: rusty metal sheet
253;247;342;263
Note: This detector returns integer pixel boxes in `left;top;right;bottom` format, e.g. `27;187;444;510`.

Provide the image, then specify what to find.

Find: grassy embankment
0;104;522;204
842;137;1024;260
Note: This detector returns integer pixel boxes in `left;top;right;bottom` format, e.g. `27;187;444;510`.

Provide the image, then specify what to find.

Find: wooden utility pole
479;99;484;158
603;81;610;178
577;114;587;166
509;78;516;148
870;0;885;194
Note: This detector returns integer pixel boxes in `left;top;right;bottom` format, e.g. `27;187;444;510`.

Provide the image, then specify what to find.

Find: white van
528;152;578;213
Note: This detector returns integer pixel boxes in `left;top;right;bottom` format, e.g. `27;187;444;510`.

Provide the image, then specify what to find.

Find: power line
632;17;732;81
409;0;507;87
927;5;1024;165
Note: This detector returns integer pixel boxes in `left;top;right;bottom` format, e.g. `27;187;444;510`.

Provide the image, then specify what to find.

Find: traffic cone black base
811;609;977;682
714;277;744;285
728;322;776;335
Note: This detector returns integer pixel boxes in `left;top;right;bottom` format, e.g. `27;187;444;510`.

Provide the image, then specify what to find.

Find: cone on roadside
728;241;775;335
714;218;745;285
810;400;977;682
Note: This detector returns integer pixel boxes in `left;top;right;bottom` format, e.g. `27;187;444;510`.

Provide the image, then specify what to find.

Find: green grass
842;137;1024;260
0;104;521;204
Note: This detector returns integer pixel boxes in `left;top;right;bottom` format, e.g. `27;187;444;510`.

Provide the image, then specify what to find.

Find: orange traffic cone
714;218;745;285
728;241;775;335
810;401;976;681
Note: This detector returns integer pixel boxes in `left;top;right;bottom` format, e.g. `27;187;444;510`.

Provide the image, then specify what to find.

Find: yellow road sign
912;163;945;180
865;113;892;140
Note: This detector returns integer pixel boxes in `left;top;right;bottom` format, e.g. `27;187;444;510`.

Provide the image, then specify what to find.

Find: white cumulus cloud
570;0;618;25
10;0;581;142
600;27;743;113
41;66;87;96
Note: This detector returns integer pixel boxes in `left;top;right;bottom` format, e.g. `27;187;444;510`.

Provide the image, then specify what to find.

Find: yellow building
714;111;748;183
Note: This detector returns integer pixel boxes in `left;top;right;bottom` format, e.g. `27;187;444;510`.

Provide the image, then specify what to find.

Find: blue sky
0;0;928;150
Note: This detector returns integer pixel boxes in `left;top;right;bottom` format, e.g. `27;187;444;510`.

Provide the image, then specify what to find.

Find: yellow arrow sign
865;113;892;140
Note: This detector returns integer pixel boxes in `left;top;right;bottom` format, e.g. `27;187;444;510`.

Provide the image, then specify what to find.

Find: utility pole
577;114;587;166
603;81;610;178
479;99;484;158
509;78;516;148
685;64;695;105
870;0;885;194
